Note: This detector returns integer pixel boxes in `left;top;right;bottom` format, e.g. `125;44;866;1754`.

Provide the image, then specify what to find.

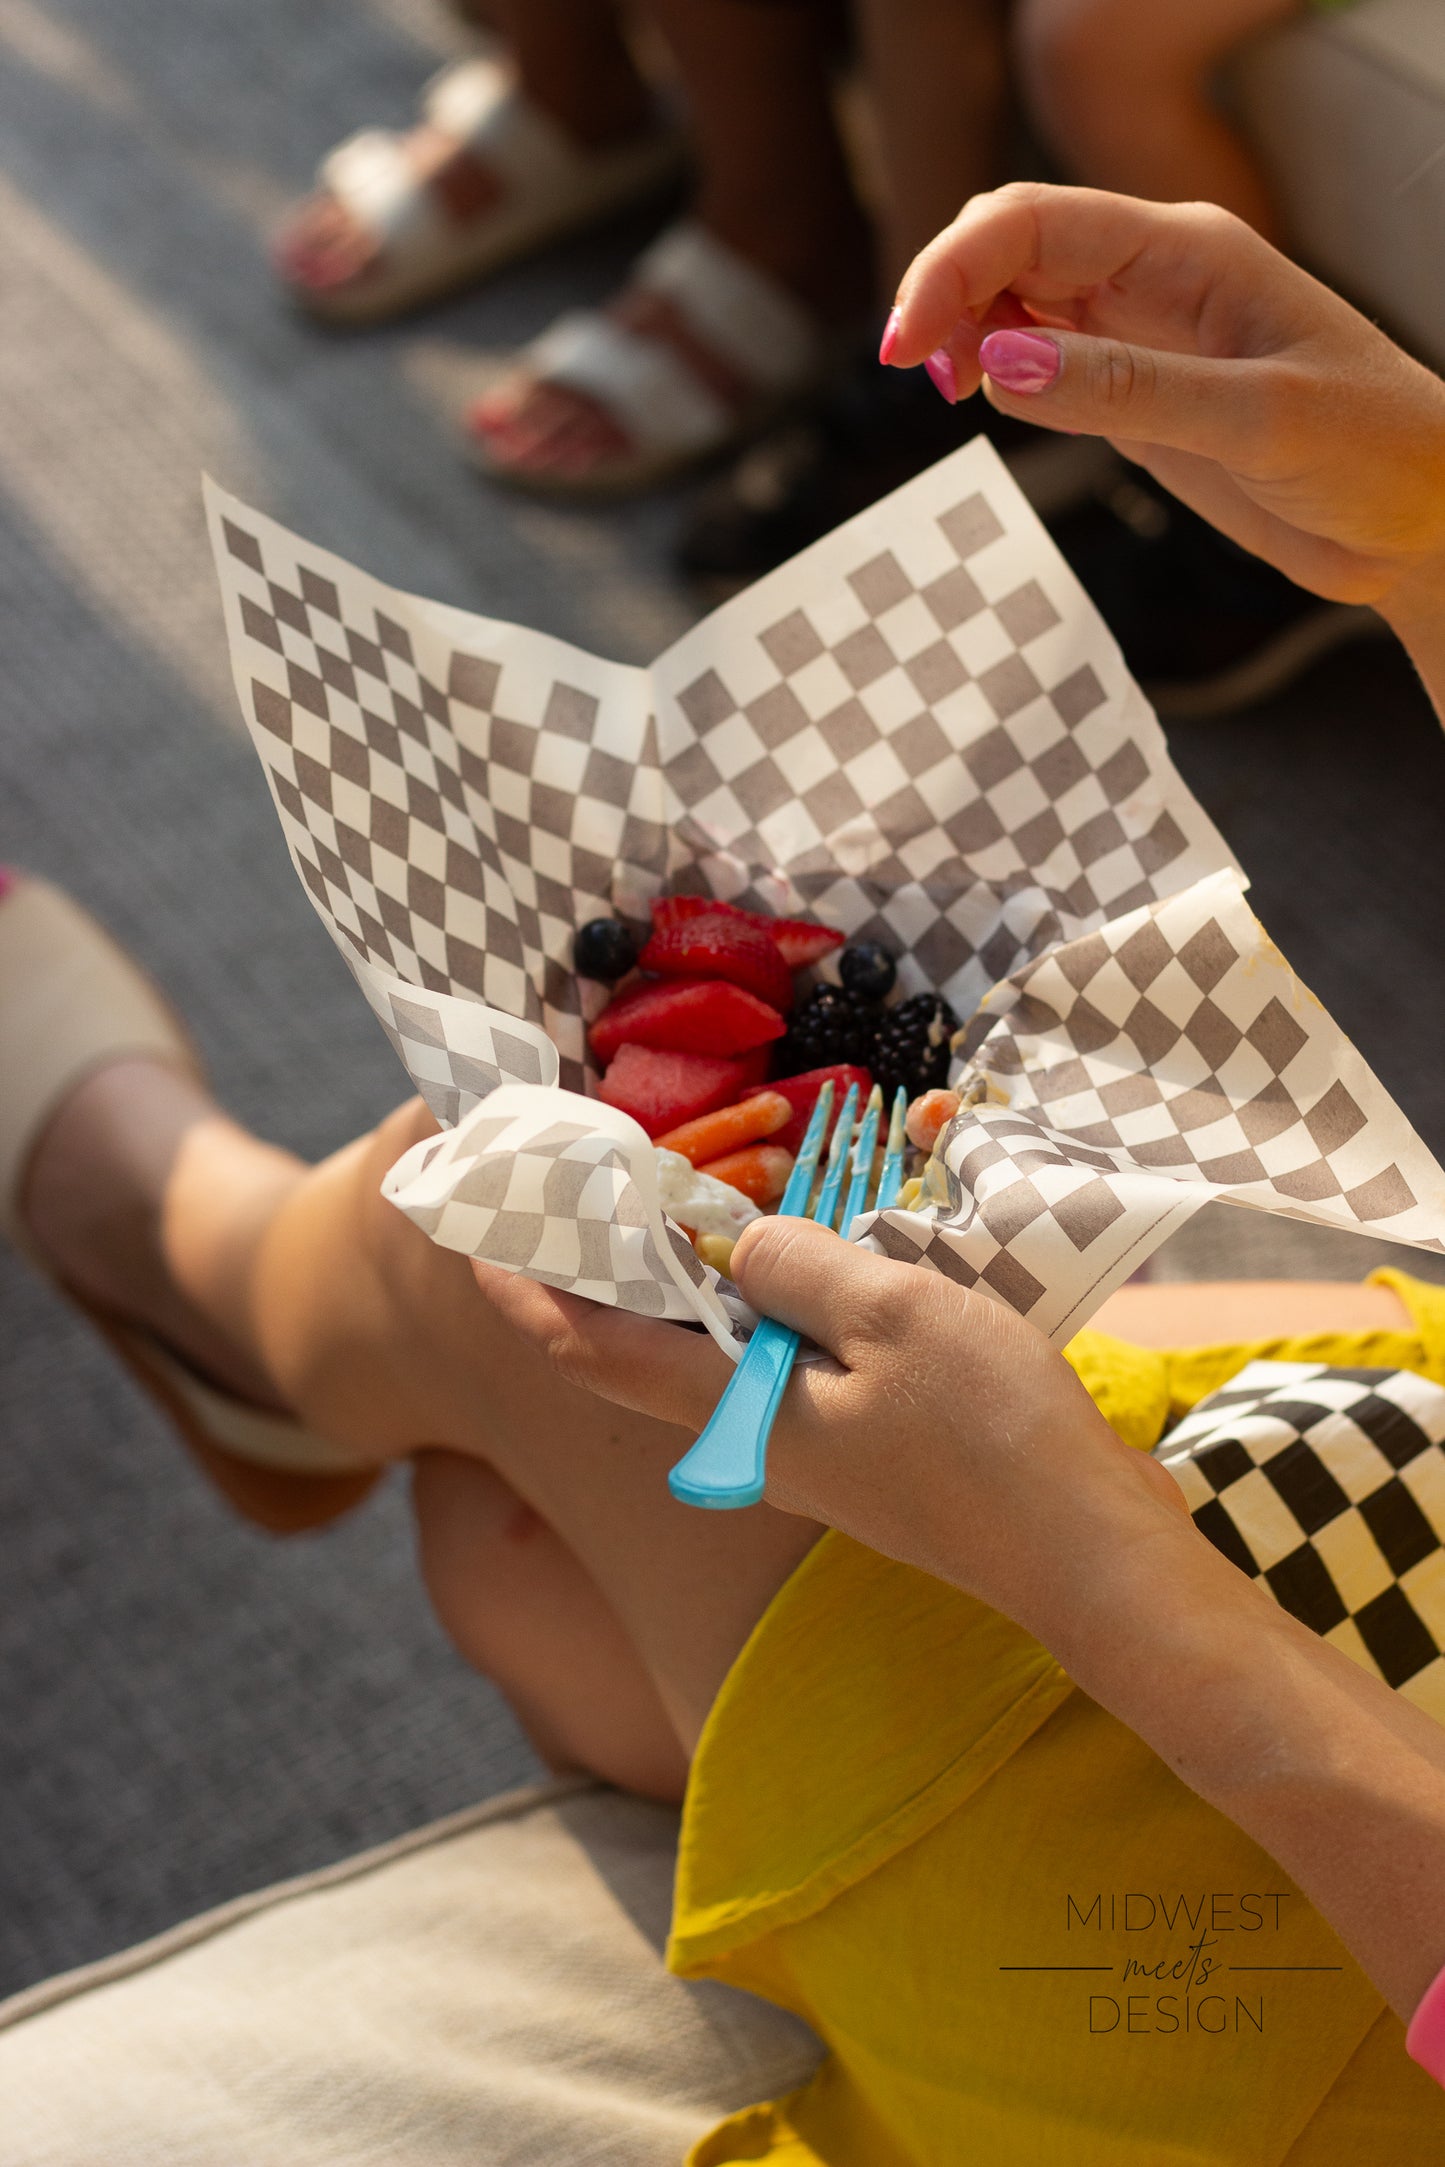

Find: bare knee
412;1451;691;1805
252;1097;464;1459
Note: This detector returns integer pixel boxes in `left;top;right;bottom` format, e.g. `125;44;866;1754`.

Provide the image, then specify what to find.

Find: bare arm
474;1216;1445;2029
1011;1469;1445;2022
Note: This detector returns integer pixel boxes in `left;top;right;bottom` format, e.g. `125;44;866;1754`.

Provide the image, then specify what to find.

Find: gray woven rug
1;0;1442;1998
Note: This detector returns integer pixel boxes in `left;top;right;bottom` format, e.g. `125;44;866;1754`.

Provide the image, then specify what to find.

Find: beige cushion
0;1779;821;2166
1236;0;1445;365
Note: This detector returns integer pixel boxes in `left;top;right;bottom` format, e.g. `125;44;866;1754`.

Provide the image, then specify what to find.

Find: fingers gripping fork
667;1083;905;1510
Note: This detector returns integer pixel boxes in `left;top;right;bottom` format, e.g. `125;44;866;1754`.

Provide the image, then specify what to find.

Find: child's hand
470;1218;1188;1645
886;184;1445;642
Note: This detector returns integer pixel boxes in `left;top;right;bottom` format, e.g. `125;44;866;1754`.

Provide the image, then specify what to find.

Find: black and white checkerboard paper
207;442;1445;1356
858;867;1445;1342
1155;1362;1445;1722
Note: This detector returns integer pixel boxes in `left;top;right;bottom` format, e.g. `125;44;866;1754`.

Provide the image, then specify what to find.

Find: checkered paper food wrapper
205;442;1445;1357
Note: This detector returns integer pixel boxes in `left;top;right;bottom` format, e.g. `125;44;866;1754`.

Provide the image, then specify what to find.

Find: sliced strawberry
590;977;785;1063
599;1044;754;1139
742;1063;873;1156
770;919;845;969
639;912;793;1012
650;894;746;934
651;894;843;972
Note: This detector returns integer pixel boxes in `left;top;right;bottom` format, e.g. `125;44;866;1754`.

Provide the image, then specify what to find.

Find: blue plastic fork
667;1078;908;1511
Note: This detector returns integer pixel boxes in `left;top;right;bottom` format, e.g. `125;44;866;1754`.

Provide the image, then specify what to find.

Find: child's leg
1014;0;1303;238
854;0;1011;285
410;1449;693;1801
24;1070;821;1793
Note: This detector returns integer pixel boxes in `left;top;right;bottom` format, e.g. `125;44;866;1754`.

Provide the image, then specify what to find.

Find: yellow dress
672;1271;1445;2165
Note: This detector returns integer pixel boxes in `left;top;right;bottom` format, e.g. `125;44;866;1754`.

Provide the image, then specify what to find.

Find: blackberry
870;992;959;1102
775;984;881;1076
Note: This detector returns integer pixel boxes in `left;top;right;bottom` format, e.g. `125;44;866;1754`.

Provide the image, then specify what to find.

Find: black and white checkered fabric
1156;1361;1445;1721
208;445;1445;1341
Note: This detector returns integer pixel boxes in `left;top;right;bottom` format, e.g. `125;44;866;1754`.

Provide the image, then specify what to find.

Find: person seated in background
275;0;1379;715
1016;0;1351;243
273;0;1323;496
7;183;1445;2160
275;0;991;497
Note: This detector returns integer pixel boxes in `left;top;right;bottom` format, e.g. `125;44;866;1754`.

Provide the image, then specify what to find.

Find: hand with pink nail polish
882;182;1445;721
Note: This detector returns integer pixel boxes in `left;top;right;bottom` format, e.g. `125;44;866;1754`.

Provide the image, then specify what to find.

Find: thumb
976;327;1273;464
730;1216;913;1368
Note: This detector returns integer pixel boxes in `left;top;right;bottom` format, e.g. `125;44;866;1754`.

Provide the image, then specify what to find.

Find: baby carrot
698;1143;794;1208
905;1088;961;1153
657;1089;791;1166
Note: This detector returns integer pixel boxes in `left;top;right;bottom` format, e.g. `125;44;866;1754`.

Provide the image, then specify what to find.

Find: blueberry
838;941;897;1001
575;918;638;982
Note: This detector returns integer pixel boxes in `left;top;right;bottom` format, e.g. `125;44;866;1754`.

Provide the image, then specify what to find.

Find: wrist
998;1451;1210;1670
1382;561;1445;673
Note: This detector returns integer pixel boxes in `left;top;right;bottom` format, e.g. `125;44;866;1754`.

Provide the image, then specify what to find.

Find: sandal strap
0;878;366;1480
520;223;821;456
322;61;593;250
527;310;733;456
422;59;582;190
320;128;437;249
633;223;820;393
0;878;194;1251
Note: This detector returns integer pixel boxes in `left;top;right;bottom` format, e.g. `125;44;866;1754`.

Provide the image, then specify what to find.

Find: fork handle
666;1317;801;1510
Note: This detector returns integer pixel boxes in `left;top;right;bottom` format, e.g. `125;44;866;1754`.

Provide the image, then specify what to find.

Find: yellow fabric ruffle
1063;1268;1445;1454
675;1272;1445;2166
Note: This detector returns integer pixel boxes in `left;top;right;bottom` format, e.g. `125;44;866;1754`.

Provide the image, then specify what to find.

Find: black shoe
1052;470;1389;719
674;346;1051;593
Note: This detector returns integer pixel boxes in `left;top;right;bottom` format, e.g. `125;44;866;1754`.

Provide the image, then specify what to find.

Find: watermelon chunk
639;912;793;1012
590;976;785;1063
741;1063;873;1156
598;1044;756;1139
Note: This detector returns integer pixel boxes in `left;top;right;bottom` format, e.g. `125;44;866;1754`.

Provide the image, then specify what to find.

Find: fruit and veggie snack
577;890;969;1268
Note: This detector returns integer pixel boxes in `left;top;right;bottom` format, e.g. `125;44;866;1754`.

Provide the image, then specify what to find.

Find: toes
273;192;380;292
469;380;632;479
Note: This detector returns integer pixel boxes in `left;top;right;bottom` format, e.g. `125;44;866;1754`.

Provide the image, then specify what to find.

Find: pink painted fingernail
979;329;1060;394
878;306;901;365
0;867;15;902
923;348;957;404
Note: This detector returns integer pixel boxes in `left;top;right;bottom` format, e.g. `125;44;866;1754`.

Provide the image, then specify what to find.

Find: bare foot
466;207;874;486
275;125;508;296
21;1059;303;1412
467;276;803;482
468;373;634;478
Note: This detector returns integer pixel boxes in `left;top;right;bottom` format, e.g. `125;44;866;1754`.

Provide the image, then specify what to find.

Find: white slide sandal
468;222;827;499
0;874;381;1534
277;57;688;328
